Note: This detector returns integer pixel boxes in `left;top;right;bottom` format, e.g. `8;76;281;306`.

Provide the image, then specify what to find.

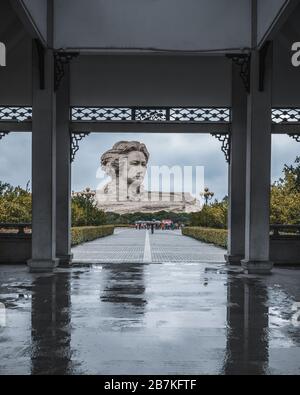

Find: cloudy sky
0;132;298;201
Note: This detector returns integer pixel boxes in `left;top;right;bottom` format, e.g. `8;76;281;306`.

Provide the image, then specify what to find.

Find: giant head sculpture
99;141;150;200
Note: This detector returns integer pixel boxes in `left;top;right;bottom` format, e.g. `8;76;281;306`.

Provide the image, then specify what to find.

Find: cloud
0;132;31;188
271;135;299;183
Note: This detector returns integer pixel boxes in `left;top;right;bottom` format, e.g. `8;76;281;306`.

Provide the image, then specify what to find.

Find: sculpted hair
101;141;150;168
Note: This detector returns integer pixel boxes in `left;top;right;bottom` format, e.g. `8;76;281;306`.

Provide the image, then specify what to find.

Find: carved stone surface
95;141;201;214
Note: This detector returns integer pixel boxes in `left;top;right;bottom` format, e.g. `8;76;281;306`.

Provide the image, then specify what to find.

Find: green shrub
71;225;114;246
190;200;228;229
182;227;228;249
113;224;135;228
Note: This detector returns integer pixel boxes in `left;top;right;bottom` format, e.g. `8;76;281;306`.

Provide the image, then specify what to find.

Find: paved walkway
72;228;226;264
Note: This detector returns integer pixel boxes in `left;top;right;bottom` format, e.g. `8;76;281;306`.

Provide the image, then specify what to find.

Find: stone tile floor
72;228;226;264
0;229;300;375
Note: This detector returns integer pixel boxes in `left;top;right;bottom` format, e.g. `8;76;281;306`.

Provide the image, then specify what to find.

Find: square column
56;65;73;266
241;48;273;274
225;62;247;265
28;46;58;272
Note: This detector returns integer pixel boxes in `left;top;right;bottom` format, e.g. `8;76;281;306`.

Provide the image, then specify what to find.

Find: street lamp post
201;187;215;205
80;187;94;226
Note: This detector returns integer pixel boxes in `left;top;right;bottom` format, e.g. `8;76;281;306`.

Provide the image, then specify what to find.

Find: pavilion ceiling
1;0;300;108
16;0;291;53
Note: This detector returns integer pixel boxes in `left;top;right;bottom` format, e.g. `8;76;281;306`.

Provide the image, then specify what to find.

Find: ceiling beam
9;0;47;46
257;0;300;49
70;121;230;134
0;121;32;131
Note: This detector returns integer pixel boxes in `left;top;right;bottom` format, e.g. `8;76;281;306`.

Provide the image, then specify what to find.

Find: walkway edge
143;230;152;263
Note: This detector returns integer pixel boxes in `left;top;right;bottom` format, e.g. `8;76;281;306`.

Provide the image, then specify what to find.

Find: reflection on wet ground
0;263;300;375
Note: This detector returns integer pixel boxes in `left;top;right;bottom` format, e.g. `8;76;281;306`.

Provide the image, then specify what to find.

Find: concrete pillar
225;63;247;265
28;46;58;272
241;48;273;274
56;65;73;266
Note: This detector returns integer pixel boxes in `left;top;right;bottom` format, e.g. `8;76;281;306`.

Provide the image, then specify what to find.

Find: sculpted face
103;151;147;185
125;151;147;185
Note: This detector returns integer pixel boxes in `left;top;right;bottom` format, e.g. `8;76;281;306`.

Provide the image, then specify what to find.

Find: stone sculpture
95;141;201;214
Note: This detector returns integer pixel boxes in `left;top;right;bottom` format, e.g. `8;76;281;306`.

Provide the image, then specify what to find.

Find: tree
2;154;300;228
190;198;228;229
71;192;107;226
270;157;300;225
0;181;32;223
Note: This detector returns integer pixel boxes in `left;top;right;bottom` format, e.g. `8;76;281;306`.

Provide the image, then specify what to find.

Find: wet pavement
72;228;226;263
1;230;300;375
1;259;300;375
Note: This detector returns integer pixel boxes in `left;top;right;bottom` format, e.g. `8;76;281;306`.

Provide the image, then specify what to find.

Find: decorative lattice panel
0;131;9;140
288;134;300;143
272;108;300;124
211;133;231;163
72;107;132;121
3;106;300;125
72;107;231;123
0;107;32;122
170;108;230;122
135;108;168;121
71;132;90;162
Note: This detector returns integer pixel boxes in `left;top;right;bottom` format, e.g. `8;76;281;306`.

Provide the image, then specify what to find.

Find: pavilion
1;0;300;273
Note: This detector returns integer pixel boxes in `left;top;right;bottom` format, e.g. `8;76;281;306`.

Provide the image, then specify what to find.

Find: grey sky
0;132;298;201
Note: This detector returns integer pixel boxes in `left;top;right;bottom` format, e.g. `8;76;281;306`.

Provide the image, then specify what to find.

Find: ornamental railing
71;107;231;123
272;108;300;124
1;106;300;125
0;107;32;122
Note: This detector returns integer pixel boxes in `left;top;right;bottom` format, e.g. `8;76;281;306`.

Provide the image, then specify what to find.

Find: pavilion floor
1;234;300;374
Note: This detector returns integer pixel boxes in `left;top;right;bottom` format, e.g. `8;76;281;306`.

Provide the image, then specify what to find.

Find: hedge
71;225;114;246
182;227;228;249
113;224;135;228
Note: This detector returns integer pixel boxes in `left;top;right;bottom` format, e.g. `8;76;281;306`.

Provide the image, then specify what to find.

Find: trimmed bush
114;224;135;228
182;227;228;249
71;225;114;246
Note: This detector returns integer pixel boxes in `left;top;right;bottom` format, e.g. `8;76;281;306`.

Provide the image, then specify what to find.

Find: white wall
22;0;48;43
70;55;232;107
257;0;288;45
55;0;251;52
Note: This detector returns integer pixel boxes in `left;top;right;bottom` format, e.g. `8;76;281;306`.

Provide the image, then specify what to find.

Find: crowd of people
135;220;184;232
